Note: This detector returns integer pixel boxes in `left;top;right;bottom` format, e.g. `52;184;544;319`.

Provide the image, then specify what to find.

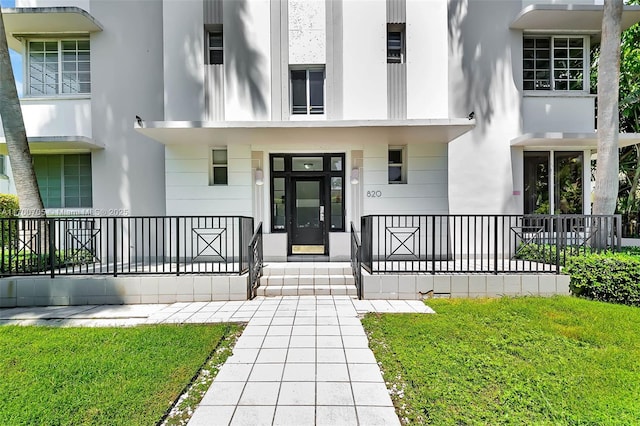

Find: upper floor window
27;40;90;96
208;31;223;65
387;24;405;64
523;36;586;91
291;67;325;115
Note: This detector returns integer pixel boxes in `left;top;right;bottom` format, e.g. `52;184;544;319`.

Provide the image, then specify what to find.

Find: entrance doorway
270;153;345;257
291;177;325;254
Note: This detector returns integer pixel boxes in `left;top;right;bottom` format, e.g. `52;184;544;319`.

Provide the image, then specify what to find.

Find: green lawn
362;296;640;425
0;324;241;425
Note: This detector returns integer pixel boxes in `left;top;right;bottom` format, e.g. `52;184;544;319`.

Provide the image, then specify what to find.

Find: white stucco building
1;0;640;263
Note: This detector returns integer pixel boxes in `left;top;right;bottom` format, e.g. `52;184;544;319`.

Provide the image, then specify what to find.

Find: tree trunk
0;8;45;218
593;0;623;216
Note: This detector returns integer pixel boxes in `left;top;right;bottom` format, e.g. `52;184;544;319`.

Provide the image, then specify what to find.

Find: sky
4;0;24;96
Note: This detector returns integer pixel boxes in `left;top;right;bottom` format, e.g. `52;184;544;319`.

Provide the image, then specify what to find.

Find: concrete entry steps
257;262;356;297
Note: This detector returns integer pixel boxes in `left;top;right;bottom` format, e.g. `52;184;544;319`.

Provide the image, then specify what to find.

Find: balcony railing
360;214;621;274
0;216;255;277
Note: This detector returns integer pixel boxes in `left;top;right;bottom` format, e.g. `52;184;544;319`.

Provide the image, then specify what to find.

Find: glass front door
291;177;326;254
270;153;345;257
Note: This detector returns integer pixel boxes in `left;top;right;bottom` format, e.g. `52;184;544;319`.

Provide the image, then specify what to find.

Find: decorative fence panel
360;214;621;274
0;216;255;277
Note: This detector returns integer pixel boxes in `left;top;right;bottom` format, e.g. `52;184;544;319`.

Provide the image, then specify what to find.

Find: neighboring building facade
1;0;639;261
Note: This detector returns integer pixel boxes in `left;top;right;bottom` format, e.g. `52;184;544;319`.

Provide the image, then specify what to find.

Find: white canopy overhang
0;136;104;154
510;4;640;33
1;7;103;51
135;119;476;147
511;132;640;150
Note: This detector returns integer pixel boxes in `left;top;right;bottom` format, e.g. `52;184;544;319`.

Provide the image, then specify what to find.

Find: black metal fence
247;222;263;300
0;216;255;277
350;222;363;299
360;214;621;274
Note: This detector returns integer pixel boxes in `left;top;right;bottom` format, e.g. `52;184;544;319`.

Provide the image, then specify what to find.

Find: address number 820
366;191;382;198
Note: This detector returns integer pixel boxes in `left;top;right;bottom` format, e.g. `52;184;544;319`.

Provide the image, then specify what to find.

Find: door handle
319;206;325;222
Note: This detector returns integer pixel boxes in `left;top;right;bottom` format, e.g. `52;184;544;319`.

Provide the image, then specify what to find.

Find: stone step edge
260;277;356;286
257;285;357;297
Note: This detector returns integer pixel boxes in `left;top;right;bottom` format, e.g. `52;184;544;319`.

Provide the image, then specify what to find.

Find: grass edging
161;324;244;425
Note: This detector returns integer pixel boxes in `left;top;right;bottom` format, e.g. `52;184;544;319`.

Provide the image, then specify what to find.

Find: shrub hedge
0;194;19;248
0;194;19;218
565;252;640;307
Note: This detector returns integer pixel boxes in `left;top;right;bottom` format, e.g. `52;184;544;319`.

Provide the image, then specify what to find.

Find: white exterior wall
223;0;272;121
523;95;596;133
162;0;206;121
0;99;92;140
288;0;326;65
362;143;449;215
165;145;252;216
90;0;166;215
406;0;448;119
342;0;386;119
448;1;523;215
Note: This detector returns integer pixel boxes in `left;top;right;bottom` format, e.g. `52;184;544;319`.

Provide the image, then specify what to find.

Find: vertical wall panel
326;0;343;119
387;63;406;120
205;65;225;120
204;0;223;120
270;0;284;120
204;0;223;25
386;0;406;119
386;0;406;23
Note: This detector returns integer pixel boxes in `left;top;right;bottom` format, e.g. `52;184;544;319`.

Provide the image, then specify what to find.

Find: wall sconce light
255;169;264;186
350;168;360;185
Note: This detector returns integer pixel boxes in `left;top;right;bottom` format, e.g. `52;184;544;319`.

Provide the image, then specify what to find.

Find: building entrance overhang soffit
134;118;476;146
1;7;103;51
510;4;640;33
511;132;640;151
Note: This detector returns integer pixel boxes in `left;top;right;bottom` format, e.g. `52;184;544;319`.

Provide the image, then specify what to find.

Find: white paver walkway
0;296;434;425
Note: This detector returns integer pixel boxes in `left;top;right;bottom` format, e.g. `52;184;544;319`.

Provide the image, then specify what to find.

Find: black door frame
290;175;327;254
269;153;346;257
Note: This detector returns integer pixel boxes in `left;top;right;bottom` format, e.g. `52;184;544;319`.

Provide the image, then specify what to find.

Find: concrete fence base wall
362;272;571;300
0;275;248;308
1;273;573;307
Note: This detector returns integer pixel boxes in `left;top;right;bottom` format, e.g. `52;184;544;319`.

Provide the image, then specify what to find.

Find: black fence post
176;218;180;276
555;216;561;274
48;219;55;279
112;217;118;277
431;217;436;274
493;216;498;274
616;215;622;251
239;218;244;275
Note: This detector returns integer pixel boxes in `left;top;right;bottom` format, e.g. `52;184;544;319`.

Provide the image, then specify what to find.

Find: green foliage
566;251;640;306
0;249;94;274
514;243;596;265
0;194;19;248
0;324;241;425
592;1;640;225
0;194;19;217
362;297;640;425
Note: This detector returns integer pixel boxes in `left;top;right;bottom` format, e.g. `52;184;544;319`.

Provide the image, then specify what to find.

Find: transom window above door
290;67;325;116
